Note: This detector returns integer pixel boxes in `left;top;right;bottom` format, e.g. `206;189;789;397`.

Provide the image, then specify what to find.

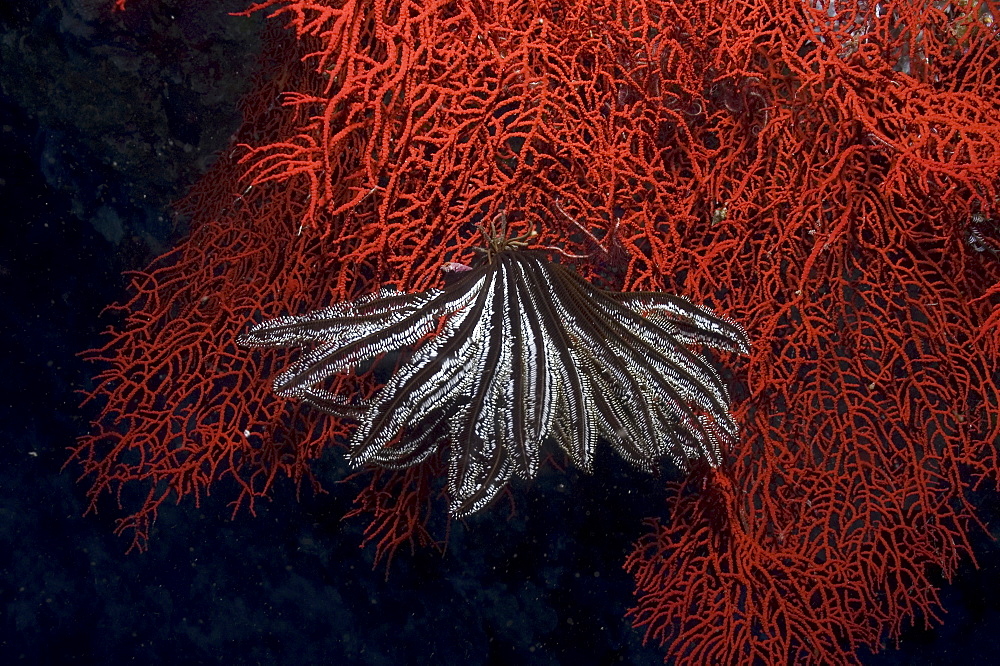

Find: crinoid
238;215;750;516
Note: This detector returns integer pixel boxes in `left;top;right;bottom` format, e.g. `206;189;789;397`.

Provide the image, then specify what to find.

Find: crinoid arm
240;251;749;516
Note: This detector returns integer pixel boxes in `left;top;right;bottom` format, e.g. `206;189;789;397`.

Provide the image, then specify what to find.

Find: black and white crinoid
239;231;749;516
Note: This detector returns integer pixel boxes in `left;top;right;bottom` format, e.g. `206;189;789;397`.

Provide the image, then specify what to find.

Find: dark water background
1;1;999;663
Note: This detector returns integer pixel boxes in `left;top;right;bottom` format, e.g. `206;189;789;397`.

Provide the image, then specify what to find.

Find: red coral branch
342;454;448;569
77;1;1000;662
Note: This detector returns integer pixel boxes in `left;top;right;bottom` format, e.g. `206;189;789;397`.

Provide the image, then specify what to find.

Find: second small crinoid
239;219;749;516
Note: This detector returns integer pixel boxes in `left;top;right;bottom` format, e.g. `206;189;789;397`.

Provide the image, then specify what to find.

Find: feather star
238;250;749;517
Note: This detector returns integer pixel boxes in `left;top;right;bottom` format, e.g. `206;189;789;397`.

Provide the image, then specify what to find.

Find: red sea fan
619;1;1000;664
77;1;1000;663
